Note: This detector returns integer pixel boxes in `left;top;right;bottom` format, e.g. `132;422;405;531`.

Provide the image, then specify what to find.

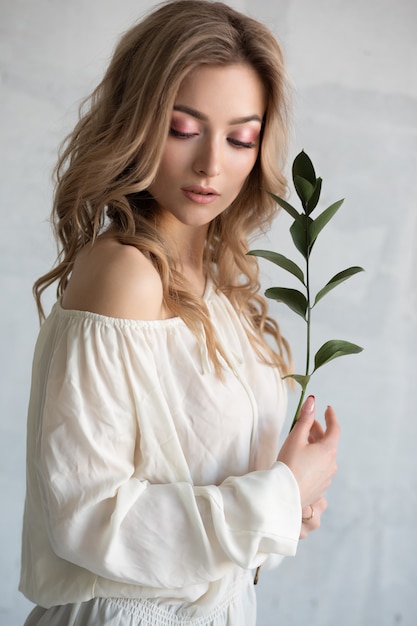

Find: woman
20;1;339;624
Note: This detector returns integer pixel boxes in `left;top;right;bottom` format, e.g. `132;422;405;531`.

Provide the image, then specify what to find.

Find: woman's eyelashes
228;137;256;149
170;127;198;139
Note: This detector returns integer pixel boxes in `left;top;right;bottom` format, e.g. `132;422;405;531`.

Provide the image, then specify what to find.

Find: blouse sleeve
36;312;301;589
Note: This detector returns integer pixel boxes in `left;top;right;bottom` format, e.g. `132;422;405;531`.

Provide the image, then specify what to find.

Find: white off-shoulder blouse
19;281;302;623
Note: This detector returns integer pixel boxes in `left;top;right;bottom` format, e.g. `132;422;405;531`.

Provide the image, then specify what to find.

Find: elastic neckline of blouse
54;279;214;329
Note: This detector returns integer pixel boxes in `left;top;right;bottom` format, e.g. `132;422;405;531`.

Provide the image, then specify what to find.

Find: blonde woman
20;1;339;624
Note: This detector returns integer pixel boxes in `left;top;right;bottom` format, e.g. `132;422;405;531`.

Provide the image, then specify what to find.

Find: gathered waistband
108;571;252;625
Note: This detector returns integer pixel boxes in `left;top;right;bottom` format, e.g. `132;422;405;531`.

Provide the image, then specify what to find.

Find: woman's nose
193;137;221;177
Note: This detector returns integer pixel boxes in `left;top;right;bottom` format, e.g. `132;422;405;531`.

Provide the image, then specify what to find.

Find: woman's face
148;63;265;231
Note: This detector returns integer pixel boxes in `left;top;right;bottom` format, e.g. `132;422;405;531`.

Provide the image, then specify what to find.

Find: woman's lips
181;186;220;204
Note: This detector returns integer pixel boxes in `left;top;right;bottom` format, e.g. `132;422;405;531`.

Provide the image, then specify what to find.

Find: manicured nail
304;395;315;412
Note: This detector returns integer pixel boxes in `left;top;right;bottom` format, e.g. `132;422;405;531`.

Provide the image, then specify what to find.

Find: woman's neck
159;218;209;297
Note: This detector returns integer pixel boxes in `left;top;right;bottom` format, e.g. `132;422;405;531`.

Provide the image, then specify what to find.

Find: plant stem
305;243;312;379
291;387;306;431
290;221;312;431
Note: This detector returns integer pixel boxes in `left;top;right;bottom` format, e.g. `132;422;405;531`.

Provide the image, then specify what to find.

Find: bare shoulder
62;237;167;320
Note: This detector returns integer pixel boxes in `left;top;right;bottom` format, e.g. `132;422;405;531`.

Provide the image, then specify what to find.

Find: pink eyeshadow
231;129;259;143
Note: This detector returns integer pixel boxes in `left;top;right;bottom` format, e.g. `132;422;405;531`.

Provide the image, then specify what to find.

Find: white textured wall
252;2;417;625
1;1;416;624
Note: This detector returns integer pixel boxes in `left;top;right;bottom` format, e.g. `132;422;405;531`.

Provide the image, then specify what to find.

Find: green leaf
313;340;363;372
290;214;313;259
268;192;302;223
313;266;365;305
294;175;315;209
248;249;305;284
309;199;344;246
306;177;322;214
283;373;310;388
292;150;316;185
265;287;307;319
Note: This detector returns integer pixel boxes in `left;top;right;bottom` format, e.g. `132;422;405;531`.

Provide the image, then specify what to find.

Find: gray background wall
1;1;416;624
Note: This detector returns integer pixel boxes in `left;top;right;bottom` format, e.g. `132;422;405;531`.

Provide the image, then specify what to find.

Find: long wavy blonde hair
34;0;293;376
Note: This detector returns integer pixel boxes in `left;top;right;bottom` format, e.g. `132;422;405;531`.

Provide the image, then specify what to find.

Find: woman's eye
228;137;256;149
169;128;198;139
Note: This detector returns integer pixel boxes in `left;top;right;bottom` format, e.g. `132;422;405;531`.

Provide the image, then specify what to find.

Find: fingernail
304;395;315;412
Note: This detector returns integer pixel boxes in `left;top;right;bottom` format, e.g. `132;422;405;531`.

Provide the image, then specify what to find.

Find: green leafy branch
249;151;364;431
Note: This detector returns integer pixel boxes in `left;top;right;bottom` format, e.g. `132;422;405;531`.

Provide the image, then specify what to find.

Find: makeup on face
147;64;266;232
170;106;262;150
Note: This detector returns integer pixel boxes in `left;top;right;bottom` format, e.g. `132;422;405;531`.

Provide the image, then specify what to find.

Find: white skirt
23;576;257;626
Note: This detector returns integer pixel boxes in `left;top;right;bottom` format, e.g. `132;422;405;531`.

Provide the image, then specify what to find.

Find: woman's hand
277;396;340;509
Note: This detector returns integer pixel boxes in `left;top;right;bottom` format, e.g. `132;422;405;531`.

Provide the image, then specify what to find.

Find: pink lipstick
181;186;219;204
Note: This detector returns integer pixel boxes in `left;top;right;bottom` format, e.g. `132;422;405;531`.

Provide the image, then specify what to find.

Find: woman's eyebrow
173;104;262;125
